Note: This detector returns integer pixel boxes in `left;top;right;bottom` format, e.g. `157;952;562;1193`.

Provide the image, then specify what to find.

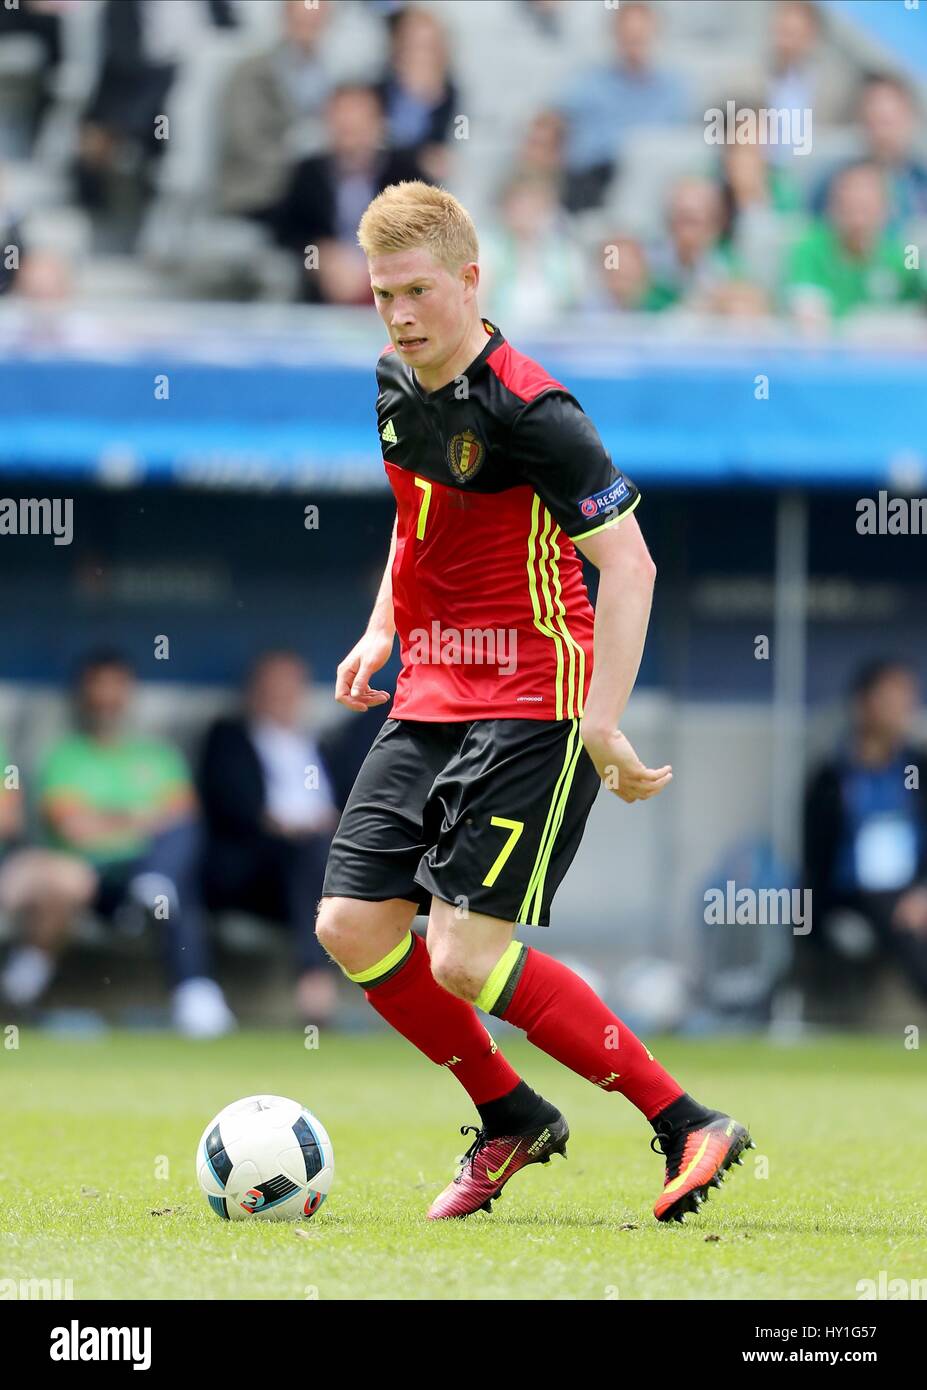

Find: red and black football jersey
376;318;641;721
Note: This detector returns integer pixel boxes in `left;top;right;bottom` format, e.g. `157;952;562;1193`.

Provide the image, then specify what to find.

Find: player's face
368;247;476;376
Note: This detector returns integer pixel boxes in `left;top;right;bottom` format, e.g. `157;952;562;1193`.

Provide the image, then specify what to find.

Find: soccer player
317;182;753;1223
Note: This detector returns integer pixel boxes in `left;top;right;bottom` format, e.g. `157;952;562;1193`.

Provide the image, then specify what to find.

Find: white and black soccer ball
196;1094;334;1222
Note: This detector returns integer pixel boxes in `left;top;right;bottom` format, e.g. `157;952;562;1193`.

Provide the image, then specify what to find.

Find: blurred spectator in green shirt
647;177;744;311
786;162;923;326
813;75;927;234
1;651;234;1035
586;235;676;314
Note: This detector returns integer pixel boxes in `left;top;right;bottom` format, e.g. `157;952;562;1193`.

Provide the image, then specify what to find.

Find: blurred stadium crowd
0;0;925;330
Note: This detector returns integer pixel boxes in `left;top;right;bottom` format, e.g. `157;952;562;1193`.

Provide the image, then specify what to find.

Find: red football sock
498;946;683;1119
363;931;521;1105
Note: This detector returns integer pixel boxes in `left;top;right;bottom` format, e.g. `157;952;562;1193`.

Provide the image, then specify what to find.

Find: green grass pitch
2;1030;925;1300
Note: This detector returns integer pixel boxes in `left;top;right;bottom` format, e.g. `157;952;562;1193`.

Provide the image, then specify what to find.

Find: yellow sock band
343;931;414;985
475;939;524;1013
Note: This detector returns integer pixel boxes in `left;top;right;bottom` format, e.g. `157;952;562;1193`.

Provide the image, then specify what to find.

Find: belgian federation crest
447;429;485;483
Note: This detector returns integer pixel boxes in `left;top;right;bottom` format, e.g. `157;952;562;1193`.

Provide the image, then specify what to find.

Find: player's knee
429;946;482;1003
316;895;419;977
314;897;366;968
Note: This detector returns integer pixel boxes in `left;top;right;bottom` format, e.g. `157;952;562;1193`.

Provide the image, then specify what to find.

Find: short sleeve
512;390;641;541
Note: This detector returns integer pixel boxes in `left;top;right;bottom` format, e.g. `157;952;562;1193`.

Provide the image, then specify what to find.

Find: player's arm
513;389;671;803
573;515;672;804
334;513;397;712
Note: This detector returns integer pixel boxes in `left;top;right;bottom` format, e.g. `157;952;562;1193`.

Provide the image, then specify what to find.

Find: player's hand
335;629;394;712
580;725;672;803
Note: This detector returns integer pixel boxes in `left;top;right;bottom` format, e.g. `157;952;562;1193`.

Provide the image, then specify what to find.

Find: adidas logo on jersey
381;419;397;444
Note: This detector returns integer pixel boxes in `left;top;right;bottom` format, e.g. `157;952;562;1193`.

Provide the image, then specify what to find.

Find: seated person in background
785;162;923;326
198;651;340;1027
217;0;334;224
274;83;427;304
0;738;97;1010
814;74;927;233
647;176;742;311
479;174;584;328
587;234;673;314
515;109;568;200
555;0;687;213
375;5;458;184
802;660;927;1004
74;0;237;236
762;0;855;149
29;650;234;1037
591;225;769;319
717;115;805;293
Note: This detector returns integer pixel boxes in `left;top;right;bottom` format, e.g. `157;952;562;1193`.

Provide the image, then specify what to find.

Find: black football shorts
321;715;601;927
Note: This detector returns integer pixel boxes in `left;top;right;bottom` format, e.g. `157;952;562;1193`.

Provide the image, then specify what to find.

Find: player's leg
432;895;686;1117
316;893;523;1108
423;901;569;1219
316;893;415;975
417;716;752;1222
316;716;528;1113
418;717;682;1114
432;896;752;1222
